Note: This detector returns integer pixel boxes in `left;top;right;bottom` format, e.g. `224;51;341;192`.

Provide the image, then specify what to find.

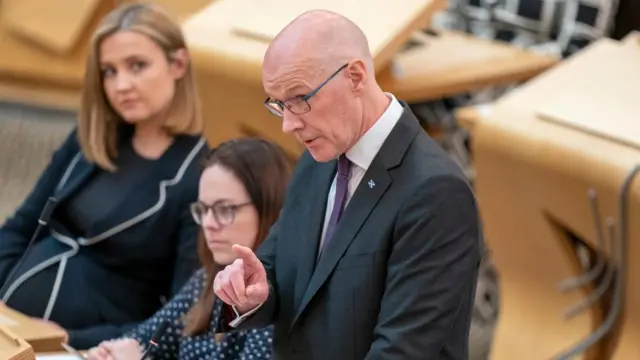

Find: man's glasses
190;200;252;226
264;63;348;117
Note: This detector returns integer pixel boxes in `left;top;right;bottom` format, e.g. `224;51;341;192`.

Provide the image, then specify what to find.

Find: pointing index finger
231;244;261;269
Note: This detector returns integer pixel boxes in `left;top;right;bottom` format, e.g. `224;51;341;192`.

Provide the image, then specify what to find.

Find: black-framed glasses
264;63;348;117
190;200;252;226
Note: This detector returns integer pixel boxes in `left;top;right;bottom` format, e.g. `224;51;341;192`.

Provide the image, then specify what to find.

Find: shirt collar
345;93;404;171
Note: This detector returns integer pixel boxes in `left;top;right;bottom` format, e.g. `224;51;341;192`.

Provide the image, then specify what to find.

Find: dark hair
183;137;291;336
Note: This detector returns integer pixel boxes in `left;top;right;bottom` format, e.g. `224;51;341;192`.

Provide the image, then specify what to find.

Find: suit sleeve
0;128;80;285
365;175;482;360
216;217;280;332
216;152;313;332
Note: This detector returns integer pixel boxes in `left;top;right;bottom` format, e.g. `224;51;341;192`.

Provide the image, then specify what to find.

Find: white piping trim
1;137;206;309
43;255;67;320
56;152;82;192
1;230;78;304
78;137;206;245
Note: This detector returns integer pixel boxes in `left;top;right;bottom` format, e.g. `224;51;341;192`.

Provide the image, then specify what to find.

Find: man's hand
213;244;269;314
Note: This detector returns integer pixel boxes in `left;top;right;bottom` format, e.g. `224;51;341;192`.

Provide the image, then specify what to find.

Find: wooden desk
458;38;640;360
0;325;35;360
0;305;66;353
183;0;556;156
377;30;559;102
182;0;446;157
0;0;212;111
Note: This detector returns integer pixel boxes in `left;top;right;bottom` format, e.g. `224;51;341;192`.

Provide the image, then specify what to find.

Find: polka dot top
123;268;274;360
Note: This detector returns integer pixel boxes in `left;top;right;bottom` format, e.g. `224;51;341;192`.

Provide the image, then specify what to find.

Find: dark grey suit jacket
219;106;483;360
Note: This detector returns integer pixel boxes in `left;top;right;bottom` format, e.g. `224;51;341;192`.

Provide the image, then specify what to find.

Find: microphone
139;321;169;360
0;197;57;299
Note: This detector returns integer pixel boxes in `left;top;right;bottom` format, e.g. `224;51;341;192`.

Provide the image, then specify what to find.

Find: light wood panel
0;0;213;111
0;305;66;353
1;0;103;55
459;37;640;360
0;325;35;360
227;0;446;72
378;30;559;102
182;0;445;156
536;40;640;151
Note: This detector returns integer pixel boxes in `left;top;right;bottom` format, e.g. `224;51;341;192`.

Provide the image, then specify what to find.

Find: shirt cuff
229;303;263;328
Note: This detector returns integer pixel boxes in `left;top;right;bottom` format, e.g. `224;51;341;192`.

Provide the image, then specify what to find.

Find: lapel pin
368;179;375;188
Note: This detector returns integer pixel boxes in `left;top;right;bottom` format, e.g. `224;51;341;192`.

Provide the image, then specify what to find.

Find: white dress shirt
317;93;404;254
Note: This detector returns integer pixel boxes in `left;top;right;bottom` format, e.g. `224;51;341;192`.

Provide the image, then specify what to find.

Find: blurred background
0;0;638;359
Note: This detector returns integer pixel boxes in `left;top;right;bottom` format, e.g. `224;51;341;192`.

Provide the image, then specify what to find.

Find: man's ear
169;48;189;79
346;59;367;93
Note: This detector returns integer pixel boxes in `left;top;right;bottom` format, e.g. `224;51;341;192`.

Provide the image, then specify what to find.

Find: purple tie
321;155;352;256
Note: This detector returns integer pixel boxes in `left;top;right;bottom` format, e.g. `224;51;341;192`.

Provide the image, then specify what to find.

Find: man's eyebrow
282;85;310;99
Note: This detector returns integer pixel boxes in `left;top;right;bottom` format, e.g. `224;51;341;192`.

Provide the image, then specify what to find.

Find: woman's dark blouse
0;128;206;348
125;269;274;360
61;140;157;235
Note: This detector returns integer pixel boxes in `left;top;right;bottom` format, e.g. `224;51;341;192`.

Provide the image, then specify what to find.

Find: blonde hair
79;2;202;171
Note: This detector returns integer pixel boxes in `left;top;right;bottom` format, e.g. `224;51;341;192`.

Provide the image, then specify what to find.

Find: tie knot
338;155;351;177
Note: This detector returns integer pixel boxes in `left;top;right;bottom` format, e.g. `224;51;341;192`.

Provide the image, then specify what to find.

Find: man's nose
282;112;304;134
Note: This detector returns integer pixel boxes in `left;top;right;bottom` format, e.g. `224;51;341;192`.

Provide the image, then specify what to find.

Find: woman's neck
132;123;174;160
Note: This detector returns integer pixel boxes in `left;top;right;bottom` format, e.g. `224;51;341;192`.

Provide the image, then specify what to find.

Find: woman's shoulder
188;268;207;290
154;135;208;191
171;268;207;302
171;135;209;174
57;127;82;154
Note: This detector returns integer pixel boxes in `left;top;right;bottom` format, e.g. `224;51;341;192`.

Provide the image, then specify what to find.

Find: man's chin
308;147;337;163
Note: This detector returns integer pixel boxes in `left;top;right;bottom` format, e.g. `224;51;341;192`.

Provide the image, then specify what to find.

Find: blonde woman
0;3;207;349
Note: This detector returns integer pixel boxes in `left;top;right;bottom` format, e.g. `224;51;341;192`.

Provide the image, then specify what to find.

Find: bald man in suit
213;10;484;360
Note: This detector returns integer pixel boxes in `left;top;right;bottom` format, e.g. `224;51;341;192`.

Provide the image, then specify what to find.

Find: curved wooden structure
0;305;66;353
0;325;35;360
458;37;640;360
182;0;557;158
182;0;446;159
376;30;558;102
0;0;211;111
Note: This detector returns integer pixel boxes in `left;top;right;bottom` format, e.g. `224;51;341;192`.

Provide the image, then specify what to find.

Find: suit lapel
292;159;391;327
292;160;336;310
291;104;422;328
54;153;96;204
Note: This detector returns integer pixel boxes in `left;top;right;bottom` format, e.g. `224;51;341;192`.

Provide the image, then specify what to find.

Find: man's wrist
236;303;260;315
229;303;264;328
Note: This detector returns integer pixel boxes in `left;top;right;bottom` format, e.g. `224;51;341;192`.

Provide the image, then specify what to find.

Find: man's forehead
263;63;314;99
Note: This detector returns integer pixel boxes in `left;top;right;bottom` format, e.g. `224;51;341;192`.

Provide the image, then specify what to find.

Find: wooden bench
377;30;558;102
0;325;35;360
0;0;212;111
457;37;640;360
